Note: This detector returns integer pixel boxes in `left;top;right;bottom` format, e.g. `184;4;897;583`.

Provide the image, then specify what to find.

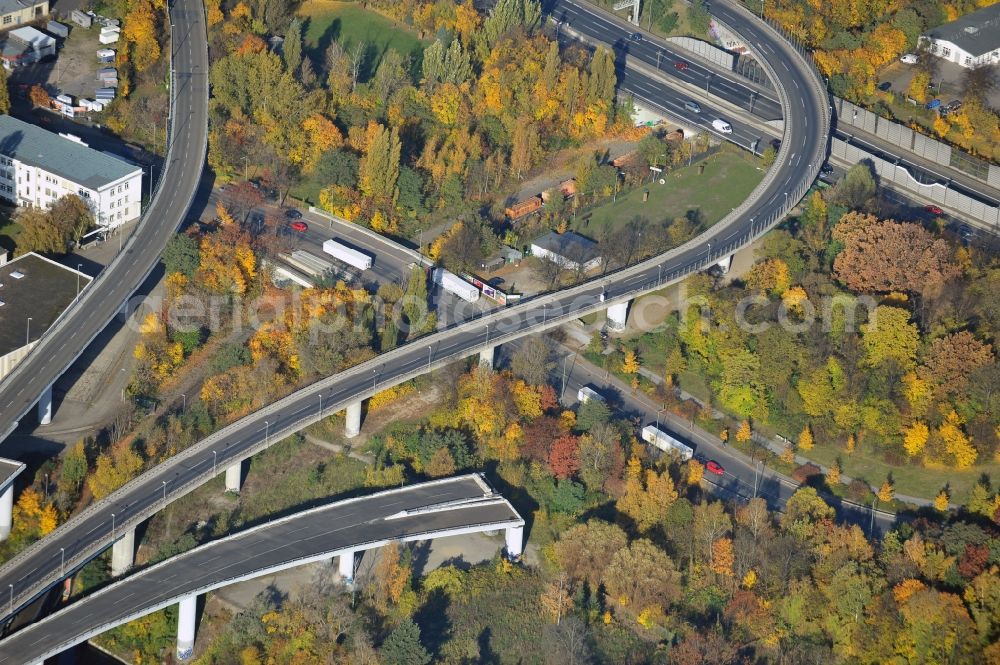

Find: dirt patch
514;137;642;203
10;22;107;102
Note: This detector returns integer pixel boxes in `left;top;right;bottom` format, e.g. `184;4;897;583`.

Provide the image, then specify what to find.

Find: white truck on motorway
577;386;605;404
433;268;480;303
323;239;372;271
641;425;694;461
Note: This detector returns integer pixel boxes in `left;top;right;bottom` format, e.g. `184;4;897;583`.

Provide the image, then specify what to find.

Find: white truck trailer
433;268;480;303
323;239;372;271
577;386;605;404
641;425;694;461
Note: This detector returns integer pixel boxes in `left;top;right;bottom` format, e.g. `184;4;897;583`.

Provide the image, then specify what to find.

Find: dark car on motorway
630;32;642;41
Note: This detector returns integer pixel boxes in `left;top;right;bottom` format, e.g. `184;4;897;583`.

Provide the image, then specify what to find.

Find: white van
900;53;918;64
712;118;733;134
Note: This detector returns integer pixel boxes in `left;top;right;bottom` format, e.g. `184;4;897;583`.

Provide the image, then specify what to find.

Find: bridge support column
225;461;243;494
338;549;356;581
175;594;197;661
38;384;53;425
479;346;495;368
345;401;362;439
111;527;136;577
0;483;13;541
716;255;733;274
606;300;630;332
505;525;524;560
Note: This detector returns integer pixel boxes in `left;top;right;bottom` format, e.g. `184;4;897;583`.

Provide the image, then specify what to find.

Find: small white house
1;26;55;69
531;231;603;272
920;3;1000;69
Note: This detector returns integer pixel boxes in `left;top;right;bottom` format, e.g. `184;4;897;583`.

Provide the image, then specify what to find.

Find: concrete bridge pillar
225;461;243;494
344;401;362;439
175;594;197;661
606;300;630;332
505;525;524;560
716;255;733;274
479;346;495;368
0;483;13;541
110;527;136;577
38;384;53;425
338;549;356;581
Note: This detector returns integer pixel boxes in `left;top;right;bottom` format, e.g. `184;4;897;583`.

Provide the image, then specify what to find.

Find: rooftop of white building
0;115;140;189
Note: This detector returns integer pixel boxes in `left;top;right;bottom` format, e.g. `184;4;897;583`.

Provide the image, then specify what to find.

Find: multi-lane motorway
0;0;828;635
0;476;523;664
0;0;209;442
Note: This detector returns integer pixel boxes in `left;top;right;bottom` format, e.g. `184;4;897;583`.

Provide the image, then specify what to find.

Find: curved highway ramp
0;475;523;664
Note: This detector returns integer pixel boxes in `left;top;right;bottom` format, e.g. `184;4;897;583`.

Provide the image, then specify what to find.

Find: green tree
402;267;430;337
860;306;919;369
833;163;877;209
283;18;303;75
58;440;88;496
359;123;402;203
0;65;10;114
587;46;616;107
688;0;711;35
162;233;201;277
576;398;610;432
380;619;431;665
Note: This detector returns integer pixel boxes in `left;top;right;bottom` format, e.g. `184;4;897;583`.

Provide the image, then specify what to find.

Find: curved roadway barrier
0;0;828;628
0;475;524;663
0;0;210;441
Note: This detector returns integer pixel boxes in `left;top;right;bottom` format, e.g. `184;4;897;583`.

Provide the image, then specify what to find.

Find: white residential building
920;3;1000;69
0;115;142;227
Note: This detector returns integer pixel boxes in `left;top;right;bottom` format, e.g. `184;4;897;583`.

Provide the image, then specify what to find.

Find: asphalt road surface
0;476;521;664
0;0;828;630
0;0;209;441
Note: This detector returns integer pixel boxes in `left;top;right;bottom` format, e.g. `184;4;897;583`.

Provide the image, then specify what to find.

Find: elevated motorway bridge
0;0;828;644
0;475;524;664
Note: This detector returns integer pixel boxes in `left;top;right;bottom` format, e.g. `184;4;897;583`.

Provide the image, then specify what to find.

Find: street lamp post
705;73;712;93
427;346;432;371
60;547;65;577
753;461;763;498
162;480;167;502
212;450;217;477
26;317;31;345
264;421;270;446
655;407;667;431
111;512;115;540
8;584;12;617
76;264;83;300
180;394;186;412
543;303;548;325
318;394;323;419
372;368;377;393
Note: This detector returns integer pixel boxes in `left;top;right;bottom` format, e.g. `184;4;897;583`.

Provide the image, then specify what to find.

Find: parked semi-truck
433;268;480;303
577;386;605;404
323;239;372;271
641;425;694;461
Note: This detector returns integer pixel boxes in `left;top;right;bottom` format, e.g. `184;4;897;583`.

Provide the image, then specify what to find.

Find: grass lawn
0;205;19;253
573;151;764;238
297;0;428;79
797;441;1000;504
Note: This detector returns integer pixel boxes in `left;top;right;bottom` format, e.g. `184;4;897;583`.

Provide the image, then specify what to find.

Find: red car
706;460;725;475
675;61;690;71
290;221;308;232
924;204;944;216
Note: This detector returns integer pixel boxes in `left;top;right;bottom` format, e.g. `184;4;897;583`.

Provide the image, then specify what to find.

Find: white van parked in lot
712;118;733;133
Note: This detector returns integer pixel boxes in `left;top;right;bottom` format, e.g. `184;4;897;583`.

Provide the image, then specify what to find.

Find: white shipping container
100;25;119;35
577;386;604;404
641;425;694;461
99;32;119;45
322;239;372;271
433;268;479;302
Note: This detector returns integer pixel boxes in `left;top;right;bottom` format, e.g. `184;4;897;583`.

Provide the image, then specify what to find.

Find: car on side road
706;460;725;475
877;81;891;92
285;208;303;219
924;204;944;216
900;53;918;64
926;99;941;110
290;220;308;232
712;118;733;133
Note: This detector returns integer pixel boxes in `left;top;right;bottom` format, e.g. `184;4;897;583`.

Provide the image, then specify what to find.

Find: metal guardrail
0;0;830;622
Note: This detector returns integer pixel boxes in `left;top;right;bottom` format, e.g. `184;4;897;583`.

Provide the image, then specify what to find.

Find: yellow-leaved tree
902;421;929;457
